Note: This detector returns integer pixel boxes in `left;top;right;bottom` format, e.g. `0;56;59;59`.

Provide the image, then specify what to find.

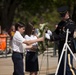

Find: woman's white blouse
12;31;26;53
24;35;38;51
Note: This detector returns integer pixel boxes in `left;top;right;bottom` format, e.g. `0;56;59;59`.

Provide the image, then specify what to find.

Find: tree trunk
0;0;22;31
72;0;76;23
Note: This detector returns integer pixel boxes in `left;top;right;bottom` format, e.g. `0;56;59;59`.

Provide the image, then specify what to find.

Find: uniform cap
57;6;68;17
58;6;68;13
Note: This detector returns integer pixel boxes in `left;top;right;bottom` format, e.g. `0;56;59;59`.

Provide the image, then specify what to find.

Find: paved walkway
0;50;76;75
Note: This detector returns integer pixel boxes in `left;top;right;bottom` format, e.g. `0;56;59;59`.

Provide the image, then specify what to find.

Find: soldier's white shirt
12;31;26;53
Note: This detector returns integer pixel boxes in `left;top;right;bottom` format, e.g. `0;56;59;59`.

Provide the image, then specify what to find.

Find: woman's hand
37;37;44;42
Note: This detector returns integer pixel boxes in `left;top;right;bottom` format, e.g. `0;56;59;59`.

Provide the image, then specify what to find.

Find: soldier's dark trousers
58;53;75;75
12;51;24;75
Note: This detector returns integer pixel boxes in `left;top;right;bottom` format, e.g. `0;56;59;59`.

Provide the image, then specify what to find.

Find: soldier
45;6;76;75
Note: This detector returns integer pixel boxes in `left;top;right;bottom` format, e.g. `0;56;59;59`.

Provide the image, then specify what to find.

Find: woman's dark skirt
25;51;39;72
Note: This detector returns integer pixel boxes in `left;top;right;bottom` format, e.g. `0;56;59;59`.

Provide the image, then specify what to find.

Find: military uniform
48;6;76;75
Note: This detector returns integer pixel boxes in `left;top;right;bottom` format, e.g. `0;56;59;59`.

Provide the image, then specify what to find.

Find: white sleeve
14;33;25;43
22;43;26;50
24;35;29;39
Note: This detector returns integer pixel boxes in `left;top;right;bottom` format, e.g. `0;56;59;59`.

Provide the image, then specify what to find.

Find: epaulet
69;19;73;22
69;19;74;24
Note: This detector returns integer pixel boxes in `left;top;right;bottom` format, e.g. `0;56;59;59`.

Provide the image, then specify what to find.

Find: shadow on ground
48;73;55;75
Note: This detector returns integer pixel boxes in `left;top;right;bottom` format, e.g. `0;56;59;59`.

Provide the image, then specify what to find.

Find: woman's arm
25;45;33;49
23;37;44;45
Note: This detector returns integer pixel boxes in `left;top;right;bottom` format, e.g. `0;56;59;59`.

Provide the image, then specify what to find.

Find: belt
13;51;23;54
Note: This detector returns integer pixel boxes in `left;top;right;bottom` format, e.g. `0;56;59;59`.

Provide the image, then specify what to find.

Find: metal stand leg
38;46;50;75
55;29;76;75
38;52;44;75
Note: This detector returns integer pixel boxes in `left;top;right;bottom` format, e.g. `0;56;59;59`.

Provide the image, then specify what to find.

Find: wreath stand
55;29;76;75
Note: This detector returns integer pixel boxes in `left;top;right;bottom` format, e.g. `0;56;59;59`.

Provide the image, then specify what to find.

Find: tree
0;0;22;31
0;0;76;31
72;0;76;23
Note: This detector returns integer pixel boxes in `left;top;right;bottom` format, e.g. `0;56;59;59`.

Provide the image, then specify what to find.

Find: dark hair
25;23;33;36
15;22;25;30
31;27;35;35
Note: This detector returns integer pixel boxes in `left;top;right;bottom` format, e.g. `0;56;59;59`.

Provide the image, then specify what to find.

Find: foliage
0;0;22;30
0;0;76;53
0;0;76;31
37;22;50;53
14;0;76;30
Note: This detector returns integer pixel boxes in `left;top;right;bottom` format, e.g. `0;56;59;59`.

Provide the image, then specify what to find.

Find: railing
0;35;11;58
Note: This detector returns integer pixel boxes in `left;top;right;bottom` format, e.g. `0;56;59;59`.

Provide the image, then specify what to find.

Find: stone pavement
0;49;76;75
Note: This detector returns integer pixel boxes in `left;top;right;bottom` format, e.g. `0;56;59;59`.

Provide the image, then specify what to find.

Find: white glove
45;33;50;40
47;30;52;36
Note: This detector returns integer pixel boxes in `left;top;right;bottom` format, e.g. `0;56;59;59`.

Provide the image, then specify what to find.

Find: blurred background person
8;24;16;52
53;24;58;57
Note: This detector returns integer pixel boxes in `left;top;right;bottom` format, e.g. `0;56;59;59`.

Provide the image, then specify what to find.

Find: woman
25;24;39;75
12;22;43;75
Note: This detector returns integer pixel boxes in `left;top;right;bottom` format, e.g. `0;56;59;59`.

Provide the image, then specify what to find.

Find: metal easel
55;29;76;75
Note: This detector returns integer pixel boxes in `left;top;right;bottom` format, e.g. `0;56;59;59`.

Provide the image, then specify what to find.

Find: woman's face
18;27;25;34
12;25;15;30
